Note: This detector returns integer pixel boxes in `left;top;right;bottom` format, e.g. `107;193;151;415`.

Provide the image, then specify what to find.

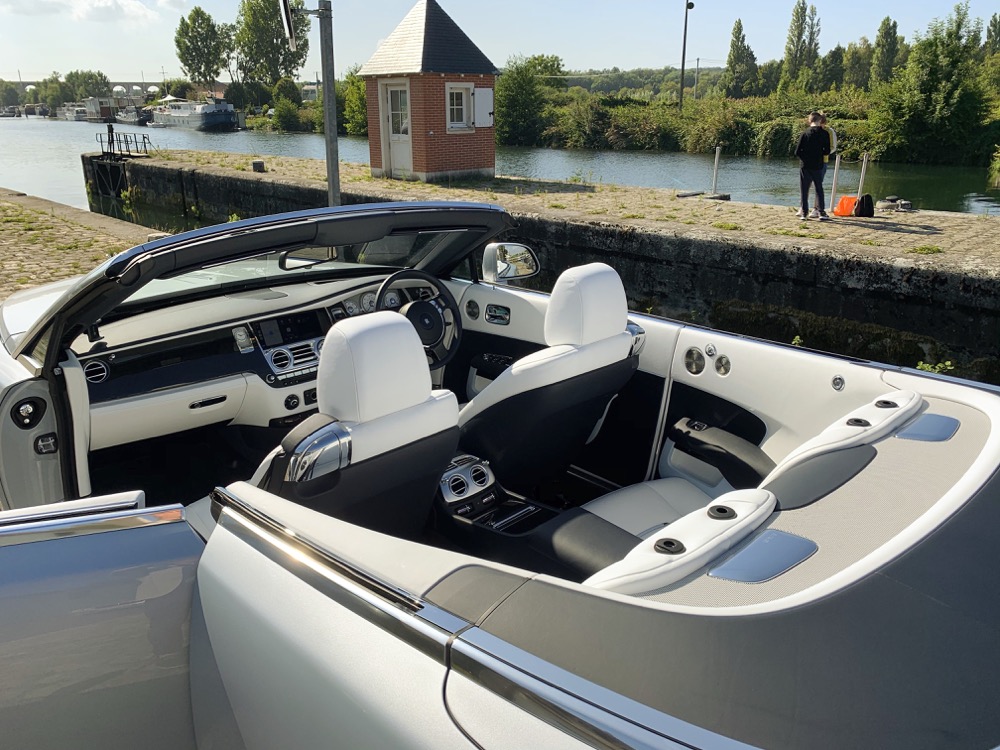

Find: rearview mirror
279;246;339;270
482;243;539;284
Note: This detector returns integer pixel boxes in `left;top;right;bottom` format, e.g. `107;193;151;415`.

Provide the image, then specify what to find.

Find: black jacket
795;126;830;170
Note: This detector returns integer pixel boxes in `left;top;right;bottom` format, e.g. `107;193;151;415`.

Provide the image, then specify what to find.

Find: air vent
417;288;433;300
289;343;318;367
83;359;109;384
270;349;291;370
470;465;490;487
448;475;468;497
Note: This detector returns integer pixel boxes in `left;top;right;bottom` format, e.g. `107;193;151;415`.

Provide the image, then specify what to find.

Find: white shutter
474;88;494;128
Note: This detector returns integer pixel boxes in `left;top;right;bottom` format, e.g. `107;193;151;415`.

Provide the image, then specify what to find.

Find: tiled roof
359;0;497;76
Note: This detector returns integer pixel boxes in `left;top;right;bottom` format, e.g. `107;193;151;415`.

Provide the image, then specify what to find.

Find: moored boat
115;105;151;127
150;96;238;132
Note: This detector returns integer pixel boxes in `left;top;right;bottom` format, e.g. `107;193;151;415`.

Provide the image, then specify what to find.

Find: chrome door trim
0;504;185;548
211;486;471;662
454;628;759;750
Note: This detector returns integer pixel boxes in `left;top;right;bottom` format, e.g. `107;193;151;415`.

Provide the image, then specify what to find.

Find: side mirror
482;243;539;284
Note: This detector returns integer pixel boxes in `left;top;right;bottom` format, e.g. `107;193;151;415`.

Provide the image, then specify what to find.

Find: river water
1;116;997;215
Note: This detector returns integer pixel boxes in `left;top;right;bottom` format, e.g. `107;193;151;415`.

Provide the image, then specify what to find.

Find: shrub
273;77;302;106
272;97;304;132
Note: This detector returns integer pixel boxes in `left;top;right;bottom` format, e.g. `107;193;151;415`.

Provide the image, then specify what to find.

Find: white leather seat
584;390;924;542
254;311;459;538
457;263;638;494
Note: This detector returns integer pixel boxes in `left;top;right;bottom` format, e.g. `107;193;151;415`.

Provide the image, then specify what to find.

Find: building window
446;84;473;131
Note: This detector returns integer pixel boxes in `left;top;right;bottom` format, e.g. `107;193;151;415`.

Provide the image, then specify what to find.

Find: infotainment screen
253;311;324;348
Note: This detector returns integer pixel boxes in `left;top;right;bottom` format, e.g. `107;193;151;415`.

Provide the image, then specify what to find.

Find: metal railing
96;125;151;159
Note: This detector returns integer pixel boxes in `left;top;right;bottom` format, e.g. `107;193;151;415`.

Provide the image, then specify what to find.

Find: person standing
815;112;838;216
795;112;831;220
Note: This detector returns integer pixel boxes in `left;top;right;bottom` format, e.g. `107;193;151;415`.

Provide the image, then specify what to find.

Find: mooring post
711;145;721;194
830;153;841;209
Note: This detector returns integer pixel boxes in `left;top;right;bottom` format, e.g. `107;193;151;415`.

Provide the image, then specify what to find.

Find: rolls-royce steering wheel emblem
420;313;434;329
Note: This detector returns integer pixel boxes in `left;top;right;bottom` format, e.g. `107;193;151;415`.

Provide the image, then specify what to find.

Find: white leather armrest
584;488;776;595
763;390;922;484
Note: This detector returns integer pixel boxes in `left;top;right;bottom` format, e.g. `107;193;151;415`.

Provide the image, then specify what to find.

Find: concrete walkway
0;187;151;297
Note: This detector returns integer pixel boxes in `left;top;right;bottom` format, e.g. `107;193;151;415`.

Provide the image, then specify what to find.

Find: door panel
0;503;201;749
197;504;478;750
0;379;65;509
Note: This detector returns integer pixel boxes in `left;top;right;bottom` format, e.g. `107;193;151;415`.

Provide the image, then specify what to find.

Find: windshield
121;228;479;309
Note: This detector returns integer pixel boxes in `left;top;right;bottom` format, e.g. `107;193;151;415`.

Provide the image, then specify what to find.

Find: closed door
386;85;412;178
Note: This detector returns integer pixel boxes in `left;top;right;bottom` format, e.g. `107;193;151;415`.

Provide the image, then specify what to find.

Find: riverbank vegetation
496;3;1000;166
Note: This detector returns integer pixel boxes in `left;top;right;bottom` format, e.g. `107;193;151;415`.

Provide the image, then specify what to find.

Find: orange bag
833;196;857;217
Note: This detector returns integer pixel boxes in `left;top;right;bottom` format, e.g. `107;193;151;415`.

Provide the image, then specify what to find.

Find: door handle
485;304;510;325
189;396;227;409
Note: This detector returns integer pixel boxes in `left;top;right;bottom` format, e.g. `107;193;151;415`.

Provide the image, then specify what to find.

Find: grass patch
767;228;825;239
859;239;880;246
711;222;742;231
549;203;566;209
907;245;943;255
621;213;645;219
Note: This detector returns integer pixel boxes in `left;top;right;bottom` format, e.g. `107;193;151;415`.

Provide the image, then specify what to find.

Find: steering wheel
375;269;462;370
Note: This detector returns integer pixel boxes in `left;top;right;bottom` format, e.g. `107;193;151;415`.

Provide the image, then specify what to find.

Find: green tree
164;78;197;99
871;17;900;85
816;44;845;90
495;55;551;146
340;65;368;136
843;37;872;89
757;59;782;96
175;6;227;90
272;96;305;131
720;19;758;98
273;77;302;106
38;72;73;109
64;70;111;100
0;81;19;107
804;5;821;69
869;2;987;163
780;0;809;90
235;0;309;85
986;13;1000;55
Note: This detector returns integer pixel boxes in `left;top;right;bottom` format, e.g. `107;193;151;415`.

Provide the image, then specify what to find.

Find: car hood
0;276;83;347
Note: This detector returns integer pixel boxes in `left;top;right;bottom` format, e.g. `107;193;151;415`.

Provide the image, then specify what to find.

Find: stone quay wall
82;154;1000;379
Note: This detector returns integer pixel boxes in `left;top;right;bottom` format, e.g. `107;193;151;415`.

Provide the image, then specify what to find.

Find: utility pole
285;0;339;205
678;1;694;111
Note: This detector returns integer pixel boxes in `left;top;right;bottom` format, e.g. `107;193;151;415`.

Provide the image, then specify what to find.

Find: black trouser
799;167;825;214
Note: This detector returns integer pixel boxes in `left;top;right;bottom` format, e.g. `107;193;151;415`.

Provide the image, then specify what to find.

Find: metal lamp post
678;1;694;112
280;0;340;206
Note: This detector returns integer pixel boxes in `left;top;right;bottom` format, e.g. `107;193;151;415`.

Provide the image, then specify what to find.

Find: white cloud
0;0;159;24
156;0;186;10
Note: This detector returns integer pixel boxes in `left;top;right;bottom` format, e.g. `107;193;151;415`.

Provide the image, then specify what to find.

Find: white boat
60;105;87;122
150;96;238;132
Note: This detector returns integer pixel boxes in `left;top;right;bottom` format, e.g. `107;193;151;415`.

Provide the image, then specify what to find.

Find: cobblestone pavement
0;188;151;297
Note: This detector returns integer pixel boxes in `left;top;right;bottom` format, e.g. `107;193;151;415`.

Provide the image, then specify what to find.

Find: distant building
359;0;497;182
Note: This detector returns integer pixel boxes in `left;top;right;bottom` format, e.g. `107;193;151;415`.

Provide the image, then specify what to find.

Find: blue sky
0;0;996;84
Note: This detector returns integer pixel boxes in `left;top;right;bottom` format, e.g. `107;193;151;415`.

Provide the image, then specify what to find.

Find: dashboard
76;279;436;451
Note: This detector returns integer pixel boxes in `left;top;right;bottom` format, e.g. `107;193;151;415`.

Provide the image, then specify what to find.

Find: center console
436;454;636;581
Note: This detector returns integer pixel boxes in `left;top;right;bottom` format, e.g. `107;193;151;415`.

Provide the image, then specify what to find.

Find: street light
678;1;694;112
278;0;340;206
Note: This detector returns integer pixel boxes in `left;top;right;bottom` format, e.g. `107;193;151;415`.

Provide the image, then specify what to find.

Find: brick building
359;0;497;182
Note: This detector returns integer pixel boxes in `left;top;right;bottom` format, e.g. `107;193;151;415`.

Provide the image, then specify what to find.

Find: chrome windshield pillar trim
455;628;758;750
211;486;470;662
0;504;184;548
285;421;353;483
626;321;646;357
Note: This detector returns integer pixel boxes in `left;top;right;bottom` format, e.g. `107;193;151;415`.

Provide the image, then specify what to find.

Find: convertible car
1;202;998;749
